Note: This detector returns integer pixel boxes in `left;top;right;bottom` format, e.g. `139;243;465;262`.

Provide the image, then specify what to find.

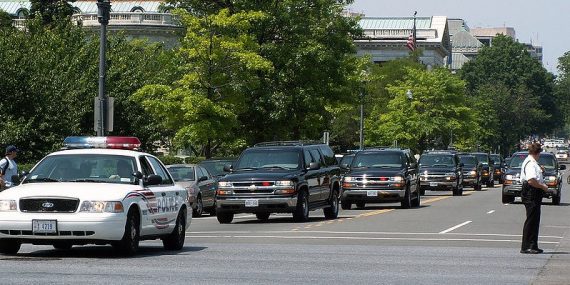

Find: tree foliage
30;0;76;26
0;10;12;29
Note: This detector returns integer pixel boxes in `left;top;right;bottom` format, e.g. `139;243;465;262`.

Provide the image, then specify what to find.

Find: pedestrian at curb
0;145;19;190
520;142;548;254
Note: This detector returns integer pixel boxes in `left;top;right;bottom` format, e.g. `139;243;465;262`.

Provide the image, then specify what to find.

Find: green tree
366;68;475;153
30;0;76;26
554;51;570;136
0;10;12;29
133;8;272;158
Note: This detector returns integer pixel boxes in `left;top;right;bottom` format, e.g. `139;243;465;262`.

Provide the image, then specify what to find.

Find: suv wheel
341;199;351;210
323;190;339;219
53;242;73;250
355;201;366;209
419;189;426;196
256;213;270;221
401;187;412;209
502;194;515;204
475;182;482;191
293;190;309;222
0;240;21;255
411;188;421;208
552;194;561;205
486;179;494;188
452;185;463;196
217;212;234;224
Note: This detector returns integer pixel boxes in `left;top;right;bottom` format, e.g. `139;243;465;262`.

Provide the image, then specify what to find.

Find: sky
348;0;568;74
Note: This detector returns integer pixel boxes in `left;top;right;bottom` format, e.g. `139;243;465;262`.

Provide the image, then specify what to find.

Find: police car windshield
24;154;138;184
419;155;454;167
351;153;404;169
509;154;556;170
459;156;477;166
167;166;195;182
234;150;300;170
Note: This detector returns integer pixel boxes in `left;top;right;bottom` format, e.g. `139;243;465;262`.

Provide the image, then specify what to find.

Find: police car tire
113;210;140;256
0;240;20;255
162;209;186;250
217;212;234;224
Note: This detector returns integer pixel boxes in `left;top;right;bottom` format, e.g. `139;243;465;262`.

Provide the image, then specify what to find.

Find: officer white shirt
0;157;18;188
519;155;543;184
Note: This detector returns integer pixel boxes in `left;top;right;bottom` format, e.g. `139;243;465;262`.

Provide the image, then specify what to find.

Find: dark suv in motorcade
215;141;341;223
339;148;420;209
471;152;495;187
457;154;482;191
419;151;464;196
490;154;503;183
502;151;566;205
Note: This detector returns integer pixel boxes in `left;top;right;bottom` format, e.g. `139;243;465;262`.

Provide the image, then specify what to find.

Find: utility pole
95;0;111;136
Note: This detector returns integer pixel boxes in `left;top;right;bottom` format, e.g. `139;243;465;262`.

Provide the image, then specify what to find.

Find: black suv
471;152;495;187
419;151;464;196
502;151;566;204
215;141;341;223
458;154;482;191
340;148;420;209
490;154;503;183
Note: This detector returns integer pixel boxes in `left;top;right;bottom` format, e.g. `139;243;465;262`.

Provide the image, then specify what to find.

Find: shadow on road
10;245;207;259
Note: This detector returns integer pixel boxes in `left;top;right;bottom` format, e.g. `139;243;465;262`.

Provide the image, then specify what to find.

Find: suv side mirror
198;176;208;182
309;162;320;170
223;164;232;172
560;165;566;170
340;163;349;170
145;174;162;186
459;163;464;167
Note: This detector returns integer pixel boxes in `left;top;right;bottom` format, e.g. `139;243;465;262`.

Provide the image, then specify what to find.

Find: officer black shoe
520;249;531;254
531;248;544;254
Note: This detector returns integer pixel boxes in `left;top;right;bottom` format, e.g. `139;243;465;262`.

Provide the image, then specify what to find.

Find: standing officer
0;145;19;190
520;142;548;254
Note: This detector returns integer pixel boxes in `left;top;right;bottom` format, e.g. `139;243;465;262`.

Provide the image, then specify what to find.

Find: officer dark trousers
522;187;542;250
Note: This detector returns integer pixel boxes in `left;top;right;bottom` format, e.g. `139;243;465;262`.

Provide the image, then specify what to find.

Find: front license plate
245;199;259;207
366;190;377;197
32;220;57;234
429;182;438;187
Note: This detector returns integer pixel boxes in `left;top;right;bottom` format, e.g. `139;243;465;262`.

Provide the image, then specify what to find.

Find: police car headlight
79;201;124;213
0;200;17;211
218;181;232;187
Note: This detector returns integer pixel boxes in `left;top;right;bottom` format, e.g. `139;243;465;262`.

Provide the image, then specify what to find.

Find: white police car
0;136;191;255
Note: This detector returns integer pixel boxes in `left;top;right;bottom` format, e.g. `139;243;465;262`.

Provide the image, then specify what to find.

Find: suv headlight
546;176;557;182
469;170;477;176
505;174;514;180
343;176;356;182
218;181;232;187
275;180;294;187
79;201;124;213
0;200;17;211
391;176;404;182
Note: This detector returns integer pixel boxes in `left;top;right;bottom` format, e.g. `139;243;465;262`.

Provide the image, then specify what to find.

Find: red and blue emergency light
63;136;141;150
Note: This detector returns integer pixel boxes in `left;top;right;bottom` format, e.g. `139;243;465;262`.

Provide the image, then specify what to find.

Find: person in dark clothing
519;142;548;254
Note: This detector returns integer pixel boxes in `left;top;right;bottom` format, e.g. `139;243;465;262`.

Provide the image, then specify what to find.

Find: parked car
166;164;218;217
490;154;504;183
418;150;464;196
340;148;420;209
555;149;569;163
502;151;566;204
471;152;495;187
215;141;341;223
458;154;482;191
198;158;236;179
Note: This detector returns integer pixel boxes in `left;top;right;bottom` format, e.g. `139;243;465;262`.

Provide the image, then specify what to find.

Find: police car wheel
193;196;204;217
162;209;186;250
113;209;140;256
0;240;21;255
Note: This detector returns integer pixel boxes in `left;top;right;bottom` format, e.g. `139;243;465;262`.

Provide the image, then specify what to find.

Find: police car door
146;156;180;233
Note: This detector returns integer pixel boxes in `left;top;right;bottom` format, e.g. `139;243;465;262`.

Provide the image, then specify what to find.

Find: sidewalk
532;228;570;284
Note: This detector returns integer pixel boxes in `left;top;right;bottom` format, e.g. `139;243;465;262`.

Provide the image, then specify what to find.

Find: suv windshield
473;154;489;165
490;155;501;165
351;152;404;169
340;155;355;166
459;156;478;166
419;154;455;167
235;150;300;170
509;154;557;170
24;154;137;184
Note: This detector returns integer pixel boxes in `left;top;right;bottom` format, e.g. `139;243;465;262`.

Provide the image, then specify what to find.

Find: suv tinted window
235;149;301;170
419;154;456;167
309;148;325;166
352;152;405;169
319;145;337;166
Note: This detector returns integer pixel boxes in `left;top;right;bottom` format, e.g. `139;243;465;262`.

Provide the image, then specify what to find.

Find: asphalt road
2;176;570;284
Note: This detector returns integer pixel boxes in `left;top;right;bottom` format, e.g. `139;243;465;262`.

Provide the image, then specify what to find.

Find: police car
0;136;191;256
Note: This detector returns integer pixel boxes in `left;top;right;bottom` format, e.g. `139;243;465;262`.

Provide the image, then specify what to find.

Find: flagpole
413;11;417;50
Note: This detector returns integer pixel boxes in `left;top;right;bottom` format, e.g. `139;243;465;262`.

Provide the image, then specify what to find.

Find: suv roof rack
254;140;323;147
424;149;457;154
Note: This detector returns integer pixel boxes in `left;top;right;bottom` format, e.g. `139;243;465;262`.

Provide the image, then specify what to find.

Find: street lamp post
359;88;364;150
96;0;111;136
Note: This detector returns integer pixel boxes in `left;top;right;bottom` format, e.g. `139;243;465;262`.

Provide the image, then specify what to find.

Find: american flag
406;33;416;51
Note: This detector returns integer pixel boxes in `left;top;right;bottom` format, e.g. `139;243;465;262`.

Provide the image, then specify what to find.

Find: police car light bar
63;136;141;150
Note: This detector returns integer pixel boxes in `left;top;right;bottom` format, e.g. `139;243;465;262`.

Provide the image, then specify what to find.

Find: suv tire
502;194;515;204
0;240;21;255
53;242;73;250
323;190;339;219
475;182;482;191
552;194;561;205
293;190;309;222
486;179;494;188
341;200;351;210
217;212;234;224
162;209;186;250
401;187;412;209
256;213;270;221
411;188;421;208
355;201;366;209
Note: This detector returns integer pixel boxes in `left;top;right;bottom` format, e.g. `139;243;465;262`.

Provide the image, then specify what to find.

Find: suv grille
19;198;80;213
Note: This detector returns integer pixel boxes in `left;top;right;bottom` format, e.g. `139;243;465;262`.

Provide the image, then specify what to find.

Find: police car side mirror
559;165;566;170
145;174;162;186
223;164;232;172
133;171;144;179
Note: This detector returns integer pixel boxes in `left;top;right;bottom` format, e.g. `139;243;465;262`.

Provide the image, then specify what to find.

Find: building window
16;9;29;19
131;7;144;13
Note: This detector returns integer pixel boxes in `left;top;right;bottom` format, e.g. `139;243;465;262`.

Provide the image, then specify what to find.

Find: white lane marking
439;221;472;234
188;230;563;239
487;210;495;214
185;234;559;244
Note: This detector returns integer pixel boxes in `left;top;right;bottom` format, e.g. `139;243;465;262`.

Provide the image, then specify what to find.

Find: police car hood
0;182;143;201
221;169;300;182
